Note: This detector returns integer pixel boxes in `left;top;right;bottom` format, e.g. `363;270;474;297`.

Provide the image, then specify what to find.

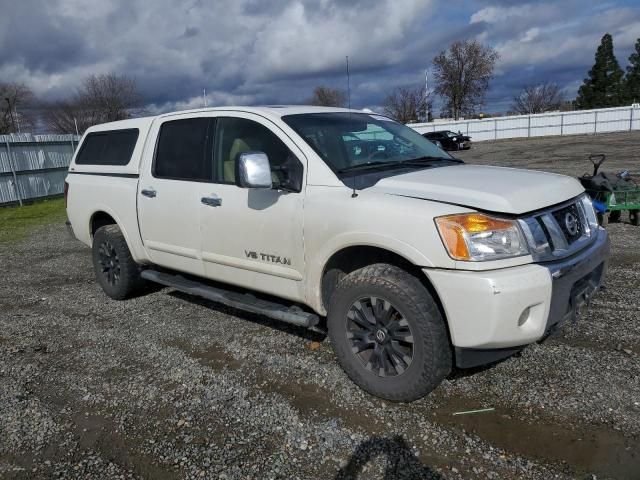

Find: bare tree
0;82;36;134
82;74;142;121
382;85;432;123
510;83;564;114
43;98;99;135
308;86;347;107
432;40;499;120
44;73;143;134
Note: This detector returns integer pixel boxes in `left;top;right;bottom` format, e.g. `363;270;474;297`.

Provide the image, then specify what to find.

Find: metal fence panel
0;177;18;203
410;105;640;141
0;134;79;205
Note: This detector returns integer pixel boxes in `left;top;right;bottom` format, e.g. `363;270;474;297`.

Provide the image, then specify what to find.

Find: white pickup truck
66;106;609;401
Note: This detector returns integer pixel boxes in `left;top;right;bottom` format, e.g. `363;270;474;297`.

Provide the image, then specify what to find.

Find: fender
305;232;437;315
89;204;151;264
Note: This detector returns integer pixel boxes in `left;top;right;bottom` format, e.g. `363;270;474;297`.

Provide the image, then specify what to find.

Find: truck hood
370;164;584;214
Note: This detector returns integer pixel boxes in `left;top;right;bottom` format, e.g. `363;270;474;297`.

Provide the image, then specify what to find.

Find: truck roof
85;105;365;133
158;105;359;119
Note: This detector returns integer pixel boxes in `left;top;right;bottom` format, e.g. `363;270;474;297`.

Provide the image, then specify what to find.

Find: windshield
282;113;451;174
444;131;459;138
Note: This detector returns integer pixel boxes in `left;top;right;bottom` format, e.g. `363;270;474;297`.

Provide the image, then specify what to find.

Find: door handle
141;188;156;198
201;194;222;207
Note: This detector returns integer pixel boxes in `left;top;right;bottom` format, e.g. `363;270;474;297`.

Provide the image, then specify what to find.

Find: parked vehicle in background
65;106;609;402
427;138;443;149
423;130;472;151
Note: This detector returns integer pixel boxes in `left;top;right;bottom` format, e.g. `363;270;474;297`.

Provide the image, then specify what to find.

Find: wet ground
1;131;639;479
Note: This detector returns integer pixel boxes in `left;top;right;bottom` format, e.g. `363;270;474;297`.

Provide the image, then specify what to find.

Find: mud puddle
71;412;179;480
547;334;640;355
433;395;640;479
165;338;242;370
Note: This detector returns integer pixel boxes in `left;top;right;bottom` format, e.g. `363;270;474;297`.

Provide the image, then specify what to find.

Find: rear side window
154;118;213;181
75;129;139;165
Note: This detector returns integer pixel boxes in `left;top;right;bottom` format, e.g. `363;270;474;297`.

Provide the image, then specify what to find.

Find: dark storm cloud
0;0;638;115
0;1;92;73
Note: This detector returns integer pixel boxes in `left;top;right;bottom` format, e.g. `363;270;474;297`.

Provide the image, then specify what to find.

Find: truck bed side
66;117;156;264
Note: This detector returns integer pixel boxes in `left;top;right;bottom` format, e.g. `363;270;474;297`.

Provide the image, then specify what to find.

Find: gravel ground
1;131;639;479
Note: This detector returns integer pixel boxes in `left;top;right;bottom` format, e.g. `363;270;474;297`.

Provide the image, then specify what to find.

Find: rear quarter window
75;129;139;166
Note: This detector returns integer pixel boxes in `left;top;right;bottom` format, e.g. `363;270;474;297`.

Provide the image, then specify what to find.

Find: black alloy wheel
346;296;414;377
98;239;121;286
92;224;145;300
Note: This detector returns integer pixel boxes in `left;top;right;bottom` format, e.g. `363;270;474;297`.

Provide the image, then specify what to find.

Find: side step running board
141;270;319;328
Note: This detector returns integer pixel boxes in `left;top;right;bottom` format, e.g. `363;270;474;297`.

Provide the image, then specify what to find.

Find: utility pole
5;97;16;132
424;70;430;122
14;106;21;133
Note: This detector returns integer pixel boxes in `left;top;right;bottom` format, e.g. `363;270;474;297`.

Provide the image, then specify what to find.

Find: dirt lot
1;131;639;479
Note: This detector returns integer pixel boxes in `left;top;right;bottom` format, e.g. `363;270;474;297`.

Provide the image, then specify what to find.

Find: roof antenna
345;55;357;198
345;56;351;110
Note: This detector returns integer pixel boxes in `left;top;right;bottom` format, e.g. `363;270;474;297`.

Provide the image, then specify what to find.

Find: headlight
435;213;529;261
579;194;599;235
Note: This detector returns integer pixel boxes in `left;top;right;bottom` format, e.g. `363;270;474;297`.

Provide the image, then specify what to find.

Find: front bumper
543;230;609;331
424;228;609;366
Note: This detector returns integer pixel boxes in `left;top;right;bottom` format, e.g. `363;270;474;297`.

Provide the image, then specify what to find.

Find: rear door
137;114;214;275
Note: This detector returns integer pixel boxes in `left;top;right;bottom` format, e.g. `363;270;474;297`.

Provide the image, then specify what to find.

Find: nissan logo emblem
564;212;579;236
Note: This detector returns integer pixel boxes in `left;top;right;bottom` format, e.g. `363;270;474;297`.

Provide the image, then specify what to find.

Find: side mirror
237;151;272;189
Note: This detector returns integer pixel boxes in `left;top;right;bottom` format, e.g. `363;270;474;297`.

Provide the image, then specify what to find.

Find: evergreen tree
575;33;625;109
625;38;640;104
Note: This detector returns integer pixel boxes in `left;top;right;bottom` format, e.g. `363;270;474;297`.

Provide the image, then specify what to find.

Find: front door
200;113;307;302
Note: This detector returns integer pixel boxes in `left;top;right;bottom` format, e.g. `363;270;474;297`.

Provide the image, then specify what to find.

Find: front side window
154;118;213;181
282;113;451;174
76;129;138;166
214;117;301;190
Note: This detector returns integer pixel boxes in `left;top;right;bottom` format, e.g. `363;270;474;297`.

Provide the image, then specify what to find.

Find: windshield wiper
402;155;463;165
337;156;462;174
337;160;403;173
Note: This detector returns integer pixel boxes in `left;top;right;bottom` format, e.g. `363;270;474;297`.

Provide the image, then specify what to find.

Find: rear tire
327;263;451;402
92;225;145;300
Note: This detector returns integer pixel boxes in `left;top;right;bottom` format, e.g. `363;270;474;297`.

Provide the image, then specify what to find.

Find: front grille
519;196;595;262
551;203;583;245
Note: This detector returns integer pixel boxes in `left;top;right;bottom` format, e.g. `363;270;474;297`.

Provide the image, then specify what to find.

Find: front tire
92;225;145;300
327;264;451;402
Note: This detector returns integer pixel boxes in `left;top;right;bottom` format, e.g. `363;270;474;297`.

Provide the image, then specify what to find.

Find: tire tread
92;224;144;300
328;263;451;402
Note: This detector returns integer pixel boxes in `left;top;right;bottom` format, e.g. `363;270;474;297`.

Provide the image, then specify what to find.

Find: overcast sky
1;0;639;116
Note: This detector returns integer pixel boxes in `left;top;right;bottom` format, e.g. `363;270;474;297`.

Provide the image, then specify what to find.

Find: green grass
0;197;67;244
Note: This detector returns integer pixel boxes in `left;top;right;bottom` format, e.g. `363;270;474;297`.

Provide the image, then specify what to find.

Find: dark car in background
423;130;472;151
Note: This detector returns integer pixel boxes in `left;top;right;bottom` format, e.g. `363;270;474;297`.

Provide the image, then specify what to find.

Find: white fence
409;105;640;141
0;134;80;205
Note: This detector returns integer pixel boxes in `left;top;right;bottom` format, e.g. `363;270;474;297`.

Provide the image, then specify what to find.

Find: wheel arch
88;206;151;265
90;210;117;237
317;244;447;328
